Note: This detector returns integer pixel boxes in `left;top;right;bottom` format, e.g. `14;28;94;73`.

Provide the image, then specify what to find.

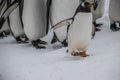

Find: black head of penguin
75;1;93;15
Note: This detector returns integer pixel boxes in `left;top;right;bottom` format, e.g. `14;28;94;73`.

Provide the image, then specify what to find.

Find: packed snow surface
0;0;120;80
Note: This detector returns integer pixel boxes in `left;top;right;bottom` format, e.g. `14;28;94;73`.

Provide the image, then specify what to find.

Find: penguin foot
0;33;4;39
32;41;46;49
93;22;103;27
95;23;103;27
61;40;68;47
0;31;10;38
95;27;101;31
36;39;47;45
71;50;89;57
16;36;28;44
21;34;29;41
34;45;46;49
79;51;89;57
110;23;120;31
71;50;81;56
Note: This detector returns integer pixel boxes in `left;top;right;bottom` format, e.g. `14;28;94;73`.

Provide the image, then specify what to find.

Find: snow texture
0;0;120;80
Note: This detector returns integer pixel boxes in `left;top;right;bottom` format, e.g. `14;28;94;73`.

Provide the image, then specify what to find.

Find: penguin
8;0;28;43
109;0;120;31
48;0;80;46
0;0;10;38
22;0;48;49
67;1;94;57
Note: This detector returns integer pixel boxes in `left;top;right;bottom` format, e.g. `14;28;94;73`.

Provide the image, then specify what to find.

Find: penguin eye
81;2;85;7
84;2;90;7
81;2;90;7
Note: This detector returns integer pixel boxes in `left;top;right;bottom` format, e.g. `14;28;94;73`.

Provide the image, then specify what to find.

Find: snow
0;0;120;80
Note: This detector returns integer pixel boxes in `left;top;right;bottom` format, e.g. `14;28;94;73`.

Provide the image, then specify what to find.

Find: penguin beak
88;3;94;8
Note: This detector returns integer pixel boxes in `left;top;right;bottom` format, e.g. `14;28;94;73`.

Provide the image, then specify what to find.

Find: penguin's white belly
68;13;92;51
54;25;68;42
50;0;79;26
9;6;24;37
22;0;46;41
109;0;120;22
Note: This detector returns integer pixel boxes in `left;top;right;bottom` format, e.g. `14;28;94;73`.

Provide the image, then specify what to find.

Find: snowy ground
0;0;120;80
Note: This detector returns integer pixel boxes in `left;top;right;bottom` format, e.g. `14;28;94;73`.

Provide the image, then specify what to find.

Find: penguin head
77;0;94;13
81;1;93;9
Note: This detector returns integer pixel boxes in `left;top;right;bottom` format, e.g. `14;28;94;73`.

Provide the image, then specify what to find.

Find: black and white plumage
109;0;120;31
22;0;48;48
80;0;105;31
0;0;19;29
0;0;10;38
8;0;28;43
67;1;94;57
48;0;80;46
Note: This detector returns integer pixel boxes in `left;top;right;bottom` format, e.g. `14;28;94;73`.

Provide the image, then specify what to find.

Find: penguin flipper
0;0;7;14
0;0;19;29
53;18;73;30
1;0;19;19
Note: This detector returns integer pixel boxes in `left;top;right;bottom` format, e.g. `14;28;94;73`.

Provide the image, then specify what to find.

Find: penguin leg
32;40;46;49
110;22;120;31
79;51;89;57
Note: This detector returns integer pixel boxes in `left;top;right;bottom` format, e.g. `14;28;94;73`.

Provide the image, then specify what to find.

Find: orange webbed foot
80;51;89;57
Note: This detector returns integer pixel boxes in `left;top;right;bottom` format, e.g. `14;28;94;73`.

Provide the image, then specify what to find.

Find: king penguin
109;0;120;31
48;0;80;46
67;1;94;57
8;0;28;43
22;0;49;49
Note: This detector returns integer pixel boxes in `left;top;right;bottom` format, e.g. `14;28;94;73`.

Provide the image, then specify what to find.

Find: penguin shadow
0;39;16;45
0;73;3;80
58;50;93;62
8;40;28;45
51;44;63;50
57;54;87;62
